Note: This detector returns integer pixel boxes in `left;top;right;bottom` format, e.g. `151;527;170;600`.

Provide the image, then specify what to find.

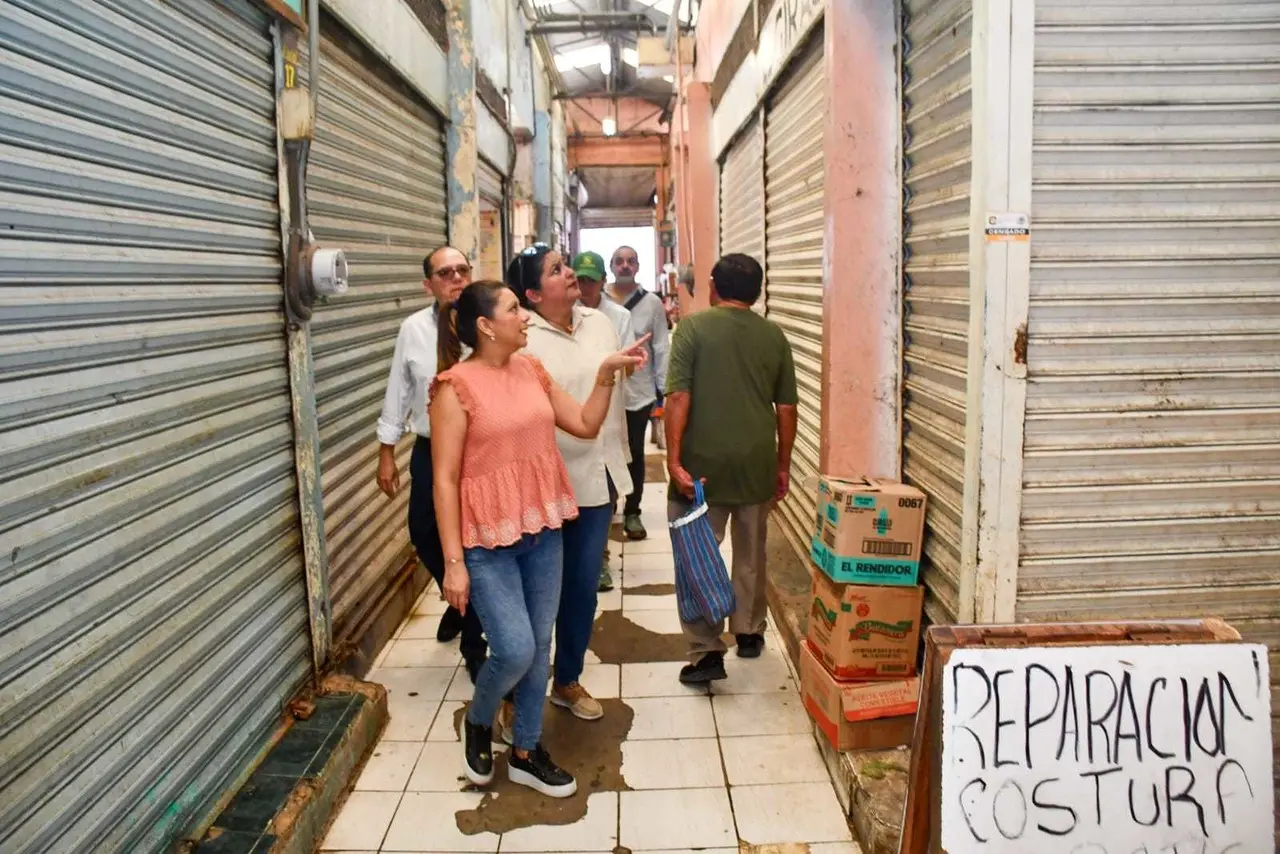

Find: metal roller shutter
900;0;974;625
478;155;504;205
580;207;653;229
764;39;825;555
719;112;766;315
1021;0;1280;754
301;20;448;640
0;2;308;852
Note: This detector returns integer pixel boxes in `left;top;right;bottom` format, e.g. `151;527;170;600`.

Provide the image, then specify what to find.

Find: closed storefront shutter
899;0;974;625
1021;0;1280;752
478;155;504;206
0;2;308;852
580;207;653;229
764;39;825;554
718;112;765;315
302;20;449;640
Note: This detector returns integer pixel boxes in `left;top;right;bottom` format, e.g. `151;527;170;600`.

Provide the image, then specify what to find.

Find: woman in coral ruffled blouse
430;280;646;798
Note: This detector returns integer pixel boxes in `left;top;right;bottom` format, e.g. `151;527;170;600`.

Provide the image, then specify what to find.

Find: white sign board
941;644;1273;853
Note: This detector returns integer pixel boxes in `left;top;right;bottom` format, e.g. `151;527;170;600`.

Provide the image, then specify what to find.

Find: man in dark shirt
663;253;799;684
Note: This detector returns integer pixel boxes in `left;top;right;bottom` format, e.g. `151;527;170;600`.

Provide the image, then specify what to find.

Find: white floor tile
621;566;675;588
499;791;618;852
622;537;674;555
622;738;724;789
319;790;400;850
383;639;463;669
622;662;707;699
426;701;465;742
405;741;469;792
730;782;854;845
621;552;678;572
623;593;678;613
720;733;830;786
399;614;448;640
596;587;623;611
381;791;500;852
374;668;455;742
445;667;473;702
603;547;624;572
619;787;736;851
622;609;685;637
413;590;449;616
712;692;812;738
711;648;796;696
625;696;717;741
811;843;866;853
553;662;620;699
352;740;423;792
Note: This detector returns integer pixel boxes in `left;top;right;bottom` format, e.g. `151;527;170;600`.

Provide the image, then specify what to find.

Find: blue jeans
554;504;612;687
464;530;564;751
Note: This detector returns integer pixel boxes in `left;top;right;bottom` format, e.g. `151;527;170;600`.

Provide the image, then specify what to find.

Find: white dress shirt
605;287;671;412
523;306;634;507
376;306;440;444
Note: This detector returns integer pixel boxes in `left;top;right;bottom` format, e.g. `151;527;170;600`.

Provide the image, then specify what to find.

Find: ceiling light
662;74;674;83
602;117;617;136
622;48;638;67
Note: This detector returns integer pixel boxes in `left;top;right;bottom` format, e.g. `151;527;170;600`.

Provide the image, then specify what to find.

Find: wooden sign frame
897;618;1243;854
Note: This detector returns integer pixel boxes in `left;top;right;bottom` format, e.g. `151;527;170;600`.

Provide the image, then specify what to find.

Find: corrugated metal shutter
301;20;449;641
0;2;308;852
478;155;504;206
899;0;974;625
719;112;766;316
764;39;825;554
581;206;653;229
1021;0;1280;755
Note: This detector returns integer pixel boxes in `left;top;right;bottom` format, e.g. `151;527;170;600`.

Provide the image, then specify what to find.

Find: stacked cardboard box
800;476;927;752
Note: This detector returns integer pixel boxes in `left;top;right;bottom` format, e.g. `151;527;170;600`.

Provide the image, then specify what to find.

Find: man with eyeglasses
375;246;488;682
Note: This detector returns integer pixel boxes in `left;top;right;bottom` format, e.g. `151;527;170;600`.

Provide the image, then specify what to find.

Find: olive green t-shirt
665;306;799;506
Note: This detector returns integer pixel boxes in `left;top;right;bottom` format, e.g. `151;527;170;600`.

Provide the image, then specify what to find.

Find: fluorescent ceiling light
602;117;617;136
662;74;674;83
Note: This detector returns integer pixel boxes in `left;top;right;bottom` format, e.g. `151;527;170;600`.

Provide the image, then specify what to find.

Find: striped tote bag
668;481;736;625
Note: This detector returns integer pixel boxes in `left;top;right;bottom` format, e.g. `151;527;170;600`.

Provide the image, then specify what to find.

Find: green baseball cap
571;251;606;282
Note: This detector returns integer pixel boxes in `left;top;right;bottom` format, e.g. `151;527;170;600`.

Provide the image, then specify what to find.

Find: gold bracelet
598;375;617;387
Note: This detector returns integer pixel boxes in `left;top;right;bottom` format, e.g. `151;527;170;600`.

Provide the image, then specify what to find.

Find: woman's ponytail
437;302;463;370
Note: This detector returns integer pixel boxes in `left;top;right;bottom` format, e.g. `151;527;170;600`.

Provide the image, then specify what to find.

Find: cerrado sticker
986;212;1030;243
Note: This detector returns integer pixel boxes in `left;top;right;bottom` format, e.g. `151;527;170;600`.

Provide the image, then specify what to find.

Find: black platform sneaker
463;719;494;786
508;743;577;798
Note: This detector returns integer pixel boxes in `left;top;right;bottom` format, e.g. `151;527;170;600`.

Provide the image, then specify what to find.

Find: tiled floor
323;480;861;853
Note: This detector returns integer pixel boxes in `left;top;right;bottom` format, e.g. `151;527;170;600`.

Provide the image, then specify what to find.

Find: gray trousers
667;499;771;660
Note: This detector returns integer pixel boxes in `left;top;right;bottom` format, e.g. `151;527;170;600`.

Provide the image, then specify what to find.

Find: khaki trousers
667;499;771;660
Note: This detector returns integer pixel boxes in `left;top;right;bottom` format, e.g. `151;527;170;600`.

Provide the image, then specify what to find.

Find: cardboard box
810;476;926;586
807;571;923;680
800;641;919;752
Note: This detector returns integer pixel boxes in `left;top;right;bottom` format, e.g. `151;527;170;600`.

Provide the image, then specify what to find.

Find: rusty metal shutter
719;112;766;315
764;39;825;556
478;155;504;206
900;0;975;625
0;1;308;852
1021;0;1280;751
302;19;448;640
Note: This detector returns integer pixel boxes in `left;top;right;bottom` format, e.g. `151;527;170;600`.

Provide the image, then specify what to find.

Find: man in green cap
572;251;635;592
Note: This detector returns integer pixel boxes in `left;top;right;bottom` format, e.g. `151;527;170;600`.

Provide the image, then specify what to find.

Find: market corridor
319;472;859;853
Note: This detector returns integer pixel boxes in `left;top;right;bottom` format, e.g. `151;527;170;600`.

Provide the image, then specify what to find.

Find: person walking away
513;246;645;724
663;254;798;684
574;251;635;592
605;245;670;541
431;280;646;795
375;246;489;682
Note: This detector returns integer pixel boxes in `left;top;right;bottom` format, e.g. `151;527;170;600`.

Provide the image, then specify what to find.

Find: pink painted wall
821;0;901;479
695;0;753;83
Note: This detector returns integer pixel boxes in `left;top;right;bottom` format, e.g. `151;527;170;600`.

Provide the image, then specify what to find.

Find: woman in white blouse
505;244;641;728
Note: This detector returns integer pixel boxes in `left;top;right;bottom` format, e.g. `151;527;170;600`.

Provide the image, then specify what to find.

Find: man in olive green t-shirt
664;253;799;684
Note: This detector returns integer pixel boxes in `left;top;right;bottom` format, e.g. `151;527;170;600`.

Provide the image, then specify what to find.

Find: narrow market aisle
322;468;861;853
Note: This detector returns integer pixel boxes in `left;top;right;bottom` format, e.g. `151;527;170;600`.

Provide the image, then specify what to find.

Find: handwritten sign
941;644;1273;853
